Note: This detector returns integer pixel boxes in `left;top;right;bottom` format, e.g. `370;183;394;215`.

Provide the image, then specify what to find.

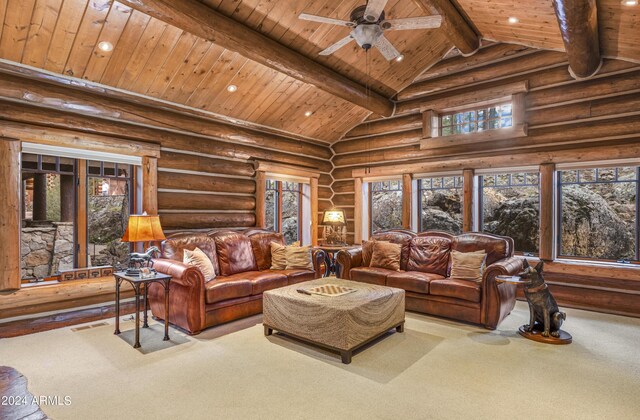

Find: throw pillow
270;242;287;270
450;250;486;282
370;241;402;271
285;245;313;270
362;239;376;267
183;247;216;281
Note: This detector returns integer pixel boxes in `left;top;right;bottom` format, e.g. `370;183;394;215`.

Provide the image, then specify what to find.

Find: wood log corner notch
119;0;394;117
551;0;602;80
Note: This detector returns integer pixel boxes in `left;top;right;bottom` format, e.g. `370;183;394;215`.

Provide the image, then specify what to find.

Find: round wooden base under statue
518;325;572;345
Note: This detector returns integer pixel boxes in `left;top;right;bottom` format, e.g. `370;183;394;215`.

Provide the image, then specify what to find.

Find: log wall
331;45;640;316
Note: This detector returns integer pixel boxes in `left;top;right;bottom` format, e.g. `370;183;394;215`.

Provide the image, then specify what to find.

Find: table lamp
121;212;166;276
321;208;347;245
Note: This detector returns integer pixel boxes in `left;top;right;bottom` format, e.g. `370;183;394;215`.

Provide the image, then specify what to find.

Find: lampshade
322;208;346;226
121;214;166;243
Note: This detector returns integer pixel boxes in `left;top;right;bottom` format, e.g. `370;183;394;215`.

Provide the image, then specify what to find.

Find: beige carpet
1;302;639;420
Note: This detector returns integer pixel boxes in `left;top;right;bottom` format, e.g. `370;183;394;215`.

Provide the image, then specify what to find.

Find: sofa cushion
162;232;219;275
270;269;315;285
205;276;253;304
285;245;313;270
429;279;481;303
386;271;445;294
407;236;452;276
370;241;402;271
270;242;287;270
362;239;377;266
183;247;216;281
214;232;258;276
452;233;511;266
249;232;285;270
243;271;288;295
370;231;414;270
350;267;396;285
450;250;486;282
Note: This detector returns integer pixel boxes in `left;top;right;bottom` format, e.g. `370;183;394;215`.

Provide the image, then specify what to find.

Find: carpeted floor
0;301;639;420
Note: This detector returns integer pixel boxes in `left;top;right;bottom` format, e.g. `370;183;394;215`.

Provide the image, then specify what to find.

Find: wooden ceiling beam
413;0;480;56
551;0;602;79
119;0;395;117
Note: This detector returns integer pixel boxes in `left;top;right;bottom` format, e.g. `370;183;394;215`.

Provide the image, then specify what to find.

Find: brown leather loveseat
147;229;324;334
336;230;522;329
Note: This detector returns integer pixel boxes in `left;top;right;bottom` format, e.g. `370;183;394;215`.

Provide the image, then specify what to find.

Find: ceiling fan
299;0;442;61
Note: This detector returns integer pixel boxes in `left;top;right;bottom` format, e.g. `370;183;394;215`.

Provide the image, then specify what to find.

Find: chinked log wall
331;44;640;317
0;69;333;240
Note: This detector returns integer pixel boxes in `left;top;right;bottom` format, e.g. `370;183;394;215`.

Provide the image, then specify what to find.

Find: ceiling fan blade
319;35;354;56
374;35;401;61
364;0;389;22
382;15;443;31
299;13;354;27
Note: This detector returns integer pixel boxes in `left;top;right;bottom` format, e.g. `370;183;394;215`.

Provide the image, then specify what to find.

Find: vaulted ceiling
0;0;638;144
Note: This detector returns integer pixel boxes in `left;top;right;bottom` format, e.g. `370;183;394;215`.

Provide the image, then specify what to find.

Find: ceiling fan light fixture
352;24;383;50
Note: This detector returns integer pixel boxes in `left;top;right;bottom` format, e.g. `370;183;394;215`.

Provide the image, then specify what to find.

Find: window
87;161;133;270
21;154;76;279
440;103;513;136
480;172;539;255
558;167;638;262
369;180;403;234
265;179;302;245
418;175;463;234
21;153;136;281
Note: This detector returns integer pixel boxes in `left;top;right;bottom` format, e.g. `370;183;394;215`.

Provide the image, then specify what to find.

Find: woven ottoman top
263;278;405;351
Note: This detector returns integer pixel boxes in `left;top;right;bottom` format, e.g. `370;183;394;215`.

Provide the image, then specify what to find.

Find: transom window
480;171;540;255
440;103;513;136
265;179;302;245
418;175;463;234
369;180;403;234
558;167;638;262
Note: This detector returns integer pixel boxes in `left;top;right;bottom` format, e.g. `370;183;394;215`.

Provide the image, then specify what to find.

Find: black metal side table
114;271;172;348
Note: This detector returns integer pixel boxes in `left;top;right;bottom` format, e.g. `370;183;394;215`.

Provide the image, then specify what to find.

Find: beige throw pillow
370;241;402;271
270;242;287;270
285;245;313;270
450;250;486;282
183;247;216;281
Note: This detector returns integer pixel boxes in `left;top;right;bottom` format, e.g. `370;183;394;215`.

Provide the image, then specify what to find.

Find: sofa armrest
335;247;363;279
149;258;206;334
481;256;522;329
311;248;326;278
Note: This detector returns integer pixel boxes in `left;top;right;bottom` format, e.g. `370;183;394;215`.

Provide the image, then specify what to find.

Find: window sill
420;123;527;150
553;257;640;269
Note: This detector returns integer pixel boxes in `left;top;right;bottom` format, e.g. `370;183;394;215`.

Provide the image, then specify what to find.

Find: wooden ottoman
263;278;405;364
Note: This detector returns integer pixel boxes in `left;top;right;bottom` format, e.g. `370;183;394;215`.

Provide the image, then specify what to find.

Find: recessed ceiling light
507;16;519;24
395;54;405;62
227;85;238;93
97;41;113;52
304;111;313;117
621;0;638;5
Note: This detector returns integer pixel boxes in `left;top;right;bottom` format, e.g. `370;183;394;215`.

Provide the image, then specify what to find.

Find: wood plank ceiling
455;0;640;63
0;0;637;144
0;0;453;143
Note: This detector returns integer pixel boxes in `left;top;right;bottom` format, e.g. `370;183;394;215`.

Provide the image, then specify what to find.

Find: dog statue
519;260;566;338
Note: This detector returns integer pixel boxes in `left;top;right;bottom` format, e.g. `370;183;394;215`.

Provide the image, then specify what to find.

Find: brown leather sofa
336;230;522;329
147;229;325;335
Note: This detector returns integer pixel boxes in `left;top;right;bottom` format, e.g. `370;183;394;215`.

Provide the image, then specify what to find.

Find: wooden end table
114;271;172;348
314;244;355;277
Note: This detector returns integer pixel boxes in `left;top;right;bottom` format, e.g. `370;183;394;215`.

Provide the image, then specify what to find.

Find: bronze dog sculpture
519;260;566;338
